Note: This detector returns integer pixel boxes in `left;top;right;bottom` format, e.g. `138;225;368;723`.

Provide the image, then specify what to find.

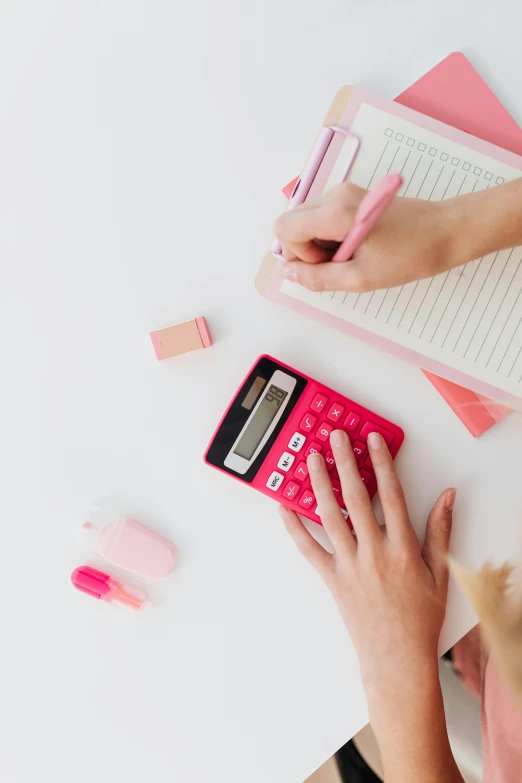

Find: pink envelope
284;53;515;436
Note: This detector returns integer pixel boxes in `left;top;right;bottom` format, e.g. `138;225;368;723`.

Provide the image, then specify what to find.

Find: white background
2;2;522;782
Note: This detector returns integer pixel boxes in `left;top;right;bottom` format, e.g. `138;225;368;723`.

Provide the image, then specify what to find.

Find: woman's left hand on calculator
279;427;456;698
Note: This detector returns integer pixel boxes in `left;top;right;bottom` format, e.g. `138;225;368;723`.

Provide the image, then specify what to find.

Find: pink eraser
150;316;213;361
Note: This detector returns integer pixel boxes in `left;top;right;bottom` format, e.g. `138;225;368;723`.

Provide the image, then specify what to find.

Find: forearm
446;177;522;266
364;659;465;783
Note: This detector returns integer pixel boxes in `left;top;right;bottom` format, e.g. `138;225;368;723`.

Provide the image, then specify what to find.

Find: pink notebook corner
281;53;517;436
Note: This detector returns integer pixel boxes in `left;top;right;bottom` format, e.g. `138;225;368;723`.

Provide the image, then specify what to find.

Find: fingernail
330;429;346;447
279;265;297;281
445;488;456;512
368;432;383;449
307;452;323;471
279;505;289;519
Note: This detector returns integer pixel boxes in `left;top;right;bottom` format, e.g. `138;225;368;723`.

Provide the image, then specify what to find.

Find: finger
367;432;412;544
278;258;367;293
279;504;333;576
280;239;331;265
330;430;381;545
274;200;353;245
422;488;455;591
273;182;364;245
306;453;356;557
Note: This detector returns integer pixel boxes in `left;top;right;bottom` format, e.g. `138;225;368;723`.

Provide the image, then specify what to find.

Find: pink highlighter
71;566;149;611
331;173;403;262
78;511;177;581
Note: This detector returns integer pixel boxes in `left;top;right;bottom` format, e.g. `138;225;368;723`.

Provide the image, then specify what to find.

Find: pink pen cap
71;566;149;611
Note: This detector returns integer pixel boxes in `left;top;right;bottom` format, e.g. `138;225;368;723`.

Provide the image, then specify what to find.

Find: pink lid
71;565;111;599
78;510;177;580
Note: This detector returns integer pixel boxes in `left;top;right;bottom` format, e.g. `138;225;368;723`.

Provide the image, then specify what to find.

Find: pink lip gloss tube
71;565;149;611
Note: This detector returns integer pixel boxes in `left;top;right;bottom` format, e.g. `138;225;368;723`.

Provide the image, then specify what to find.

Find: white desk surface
2;3;522;782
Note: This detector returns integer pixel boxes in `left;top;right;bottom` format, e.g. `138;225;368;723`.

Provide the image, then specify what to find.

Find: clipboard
256;54;518;433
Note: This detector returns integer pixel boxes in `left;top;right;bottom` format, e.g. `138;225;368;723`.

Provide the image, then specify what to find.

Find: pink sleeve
451;625;484;699
482;657;522;783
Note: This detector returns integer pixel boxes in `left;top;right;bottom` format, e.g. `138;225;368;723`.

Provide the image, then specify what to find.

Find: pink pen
71;565;149;611
332;173;403;262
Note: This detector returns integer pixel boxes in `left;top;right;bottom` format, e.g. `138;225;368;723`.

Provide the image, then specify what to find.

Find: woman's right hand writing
274;178;522;294
274;182;461;292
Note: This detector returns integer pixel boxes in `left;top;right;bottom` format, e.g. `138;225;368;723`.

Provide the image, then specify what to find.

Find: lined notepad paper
281;101;522;398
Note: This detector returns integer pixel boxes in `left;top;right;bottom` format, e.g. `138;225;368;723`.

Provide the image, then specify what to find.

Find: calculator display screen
233;384;288;460
241;376;267;410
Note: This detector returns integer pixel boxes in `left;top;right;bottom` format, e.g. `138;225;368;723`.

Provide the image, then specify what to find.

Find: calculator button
282;480;300;500
299;413;317;433
324;451;336;471
266;471;284;492
315;423;333;442
305;442;323;458
310;393;328;413
359;421;394;446
344;412;361;431
326;402;345;423
299;490;316;510
277;452;295;472
365;454;373;468
293;461;309;481
360;469;372;485
352;440;366;460
288;432;306;452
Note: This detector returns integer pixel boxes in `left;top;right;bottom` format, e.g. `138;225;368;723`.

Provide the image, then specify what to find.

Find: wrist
436;197;471;269
364;655;442;746
363;659;461;782
443;180;522;265
362;652;440;717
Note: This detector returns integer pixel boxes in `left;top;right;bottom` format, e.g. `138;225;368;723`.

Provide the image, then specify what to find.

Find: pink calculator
204;356;404;524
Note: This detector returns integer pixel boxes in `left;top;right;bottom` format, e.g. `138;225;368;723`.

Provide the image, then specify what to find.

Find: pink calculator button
305;442;323;458
283;481;300;500
365;454;373;469
360;421;394;446
299;490;315;509
315;423;333;442
344;412;361;431
310;393;328;413
360;469;372;484
352;440;366;459
293;461;309;481
299;413;317;433
288;432;306;452
324;451;336;471
326;403;345;423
